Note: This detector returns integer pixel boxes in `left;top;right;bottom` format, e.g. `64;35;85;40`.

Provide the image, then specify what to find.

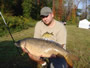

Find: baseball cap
40;7;52;16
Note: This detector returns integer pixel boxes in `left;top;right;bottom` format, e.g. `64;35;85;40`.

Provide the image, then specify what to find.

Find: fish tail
65;55;73;68
65;53;79;68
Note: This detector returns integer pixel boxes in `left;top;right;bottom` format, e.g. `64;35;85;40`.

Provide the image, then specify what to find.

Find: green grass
0;25;90;68
66;25;90;68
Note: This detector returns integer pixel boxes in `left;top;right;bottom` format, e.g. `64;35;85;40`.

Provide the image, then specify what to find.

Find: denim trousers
49;57;67;68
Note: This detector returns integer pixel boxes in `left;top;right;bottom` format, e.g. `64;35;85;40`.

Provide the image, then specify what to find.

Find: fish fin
28;53;45;64
65;55;73;68
65;53;79;68
61;44;64;48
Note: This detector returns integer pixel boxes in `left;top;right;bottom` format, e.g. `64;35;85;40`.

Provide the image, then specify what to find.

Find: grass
66;25;90;68
0;25;90;68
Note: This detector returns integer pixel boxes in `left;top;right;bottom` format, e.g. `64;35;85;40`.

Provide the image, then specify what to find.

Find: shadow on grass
0;41;37;68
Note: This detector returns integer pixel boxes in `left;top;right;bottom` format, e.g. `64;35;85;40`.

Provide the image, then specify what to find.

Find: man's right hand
28;53;46;64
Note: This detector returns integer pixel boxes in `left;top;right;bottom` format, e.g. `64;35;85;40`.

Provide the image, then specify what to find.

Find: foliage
21;0;52;19
66;7;79;25
0;0;23;16
0;16;36;37
88;19;90;21
66;17;79;25
22;0;32;18
0;0;89;30
30;0;52;20
30;2;41;20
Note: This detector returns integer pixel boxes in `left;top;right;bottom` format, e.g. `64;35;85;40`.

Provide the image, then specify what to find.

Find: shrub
66;16;79;25
0;16;36;37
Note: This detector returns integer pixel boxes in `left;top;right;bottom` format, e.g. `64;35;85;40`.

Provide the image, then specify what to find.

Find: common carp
15;38;79;68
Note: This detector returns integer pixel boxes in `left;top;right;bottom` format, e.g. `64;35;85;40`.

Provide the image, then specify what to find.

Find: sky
78;2;83;9
78;0;90;9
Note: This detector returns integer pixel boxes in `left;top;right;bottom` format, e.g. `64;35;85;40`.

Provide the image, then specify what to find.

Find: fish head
14;40;26;49
14;40;21;47
15;39;29;54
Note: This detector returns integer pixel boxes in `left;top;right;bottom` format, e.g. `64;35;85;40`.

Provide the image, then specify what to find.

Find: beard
42;19;53;26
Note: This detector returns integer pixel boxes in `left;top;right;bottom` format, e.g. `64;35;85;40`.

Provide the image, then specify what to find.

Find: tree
52;0;55;16
58;0;63;20
65;0;82;24
87;5;90;19
22;0;32;18
0;0;4;13
52;0;65;21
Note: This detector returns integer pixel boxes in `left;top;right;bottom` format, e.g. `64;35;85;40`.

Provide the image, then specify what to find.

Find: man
34;7;67;68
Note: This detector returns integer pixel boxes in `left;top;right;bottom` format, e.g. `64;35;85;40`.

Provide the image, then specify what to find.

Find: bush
0;16;36;37
66;16;79;25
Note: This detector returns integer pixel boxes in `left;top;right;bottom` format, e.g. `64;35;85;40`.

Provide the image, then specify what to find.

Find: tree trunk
58;0;63;20
52;0;55;16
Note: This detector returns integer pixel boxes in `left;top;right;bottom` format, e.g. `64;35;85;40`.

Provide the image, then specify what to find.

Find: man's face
41;13;54;25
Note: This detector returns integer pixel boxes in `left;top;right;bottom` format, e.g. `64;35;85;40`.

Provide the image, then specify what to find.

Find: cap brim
40;14;48;17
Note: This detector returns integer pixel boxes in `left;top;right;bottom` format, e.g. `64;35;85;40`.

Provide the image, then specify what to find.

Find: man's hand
50;54;57;58
28;53;46;64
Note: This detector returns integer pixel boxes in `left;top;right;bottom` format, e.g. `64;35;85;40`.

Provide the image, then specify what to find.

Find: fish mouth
14;41;21;47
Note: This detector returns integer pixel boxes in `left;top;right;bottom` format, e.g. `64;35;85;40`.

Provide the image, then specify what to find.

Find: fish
15;38;79;68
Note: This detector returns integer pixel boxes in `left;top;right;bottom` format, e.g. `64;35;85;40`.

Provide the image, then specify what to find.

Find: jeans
49;57;67;68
